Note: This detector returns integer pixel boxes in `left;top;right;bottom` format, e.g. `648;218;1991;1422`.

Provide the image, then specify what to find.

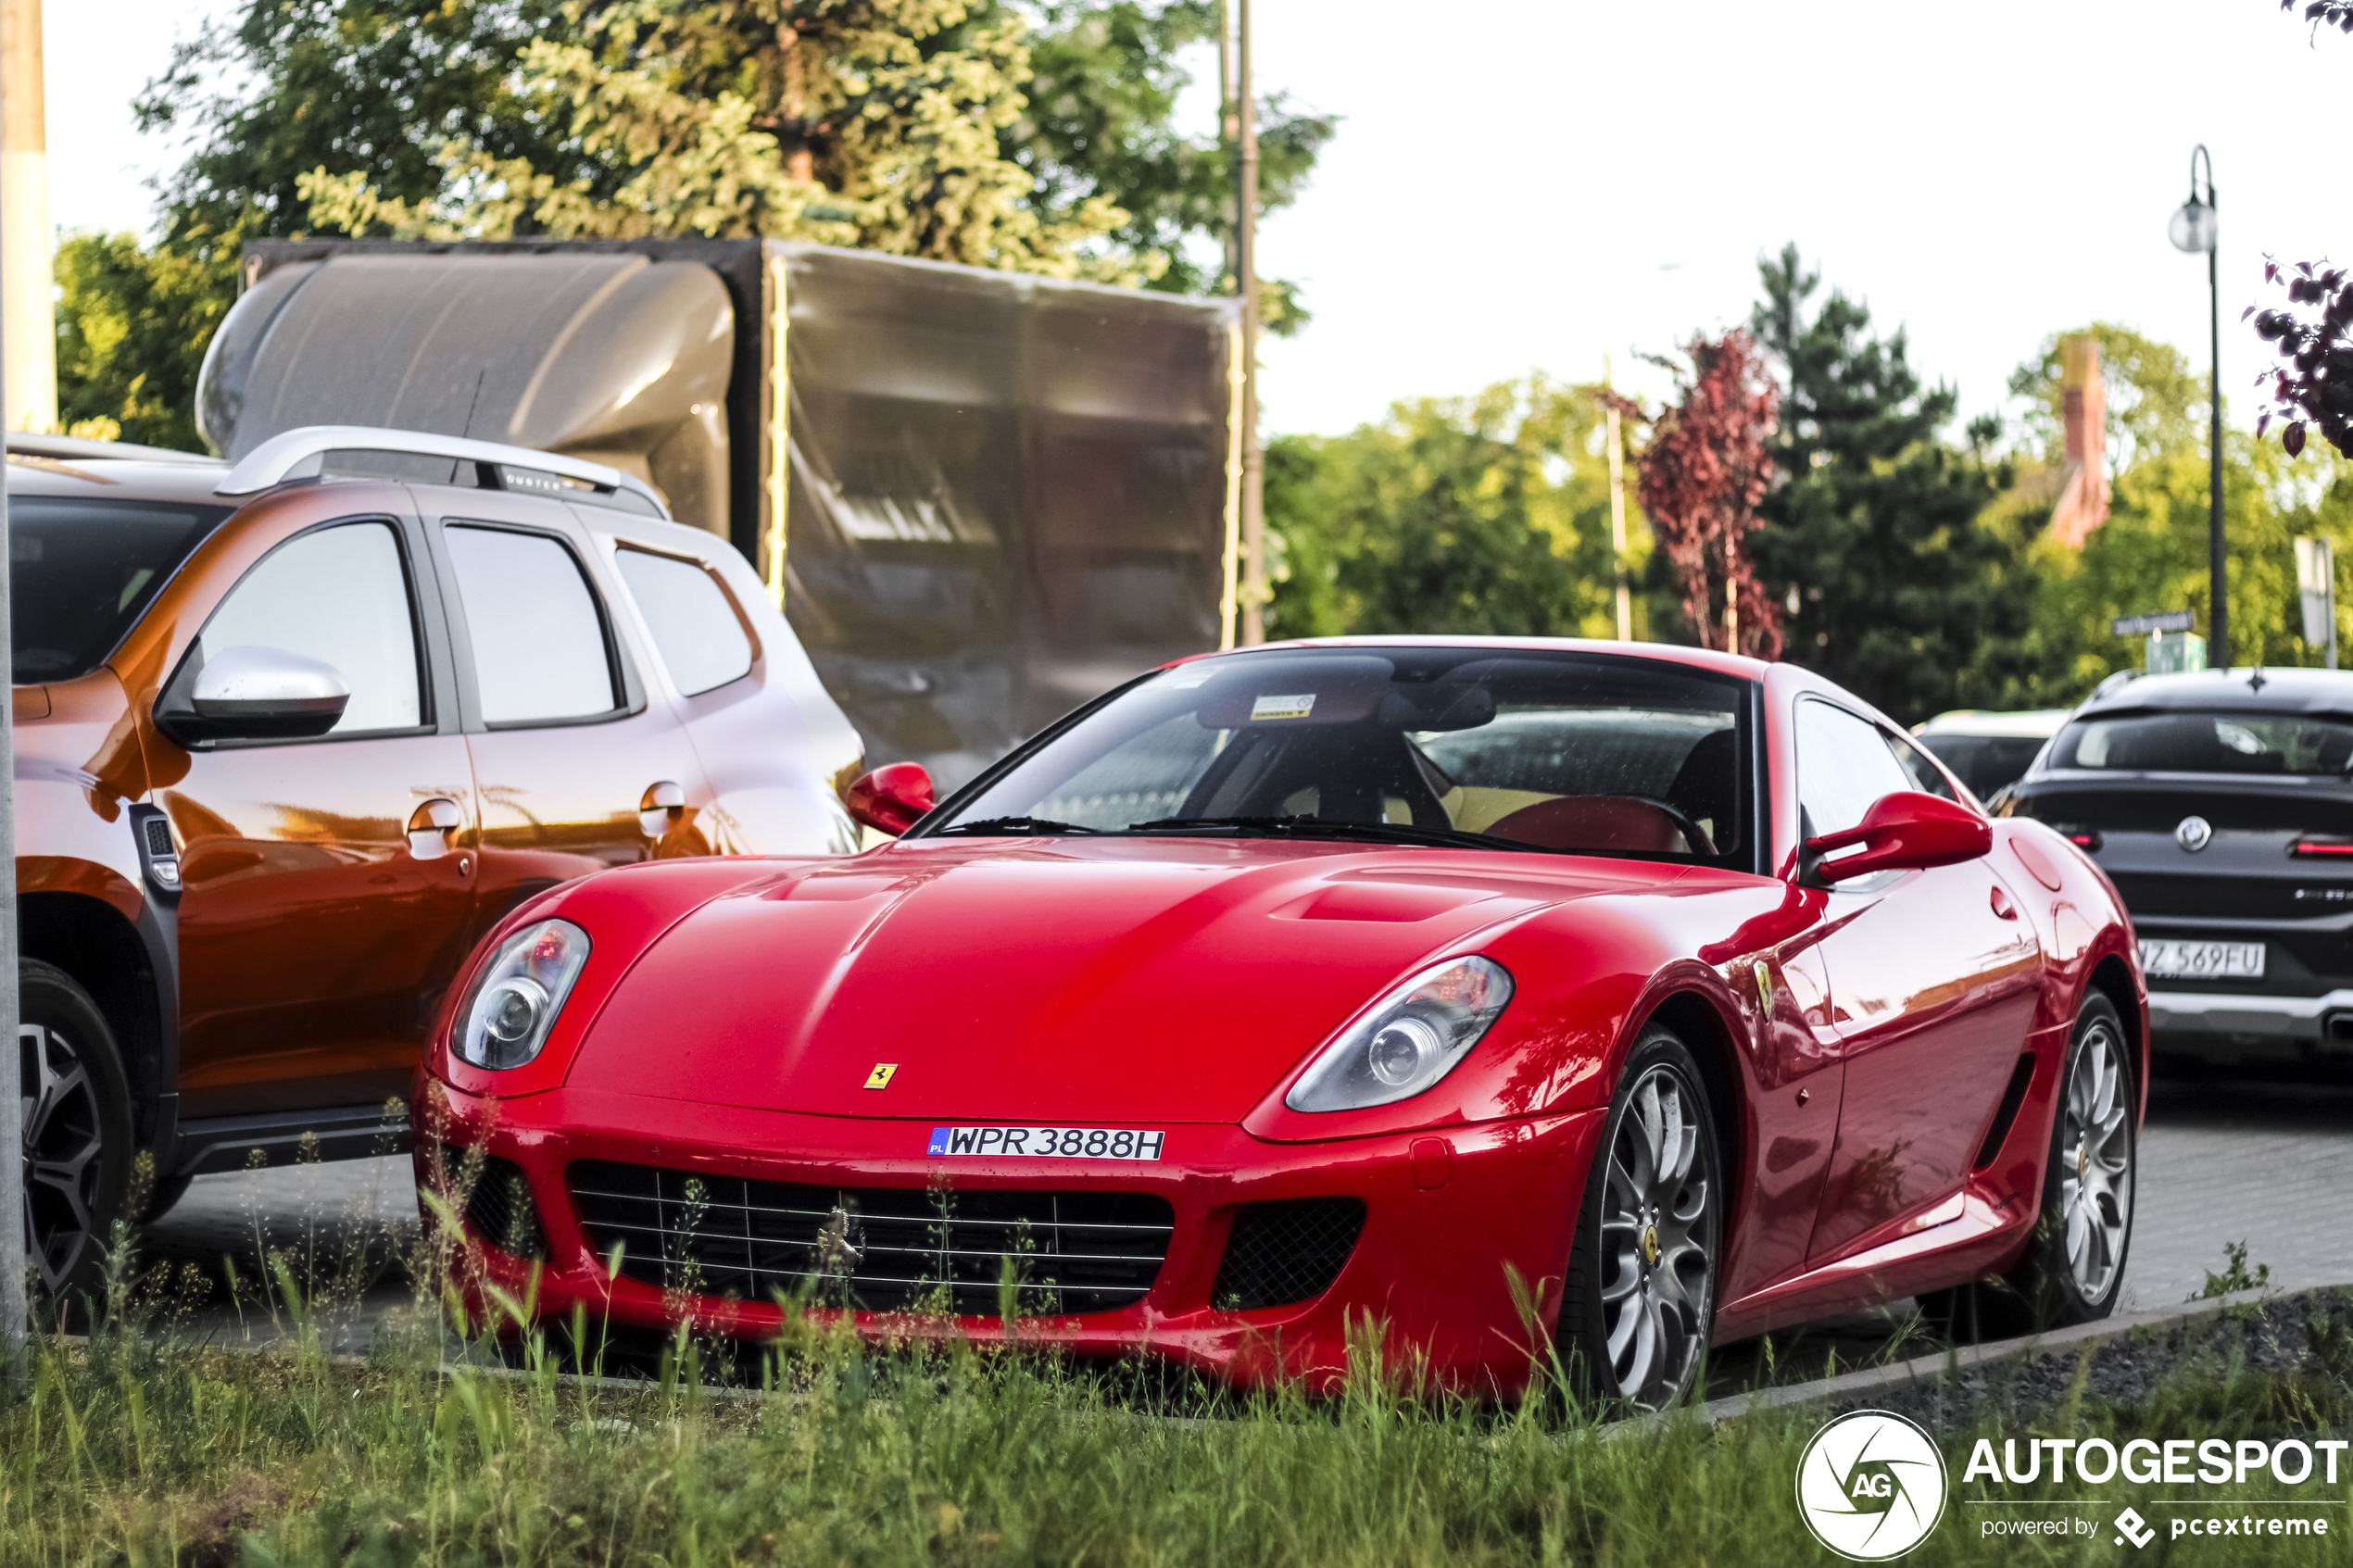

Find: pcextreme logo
1796;1411;1950;1561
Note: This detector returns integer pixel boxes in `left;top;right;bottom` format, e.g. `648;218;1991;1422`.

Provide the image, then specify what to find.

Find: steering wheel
1629;795;1716;857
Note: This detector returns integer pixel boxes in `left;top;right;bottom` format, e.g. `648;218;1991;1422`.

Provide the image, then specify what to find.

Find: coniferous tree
1747;244;2037;723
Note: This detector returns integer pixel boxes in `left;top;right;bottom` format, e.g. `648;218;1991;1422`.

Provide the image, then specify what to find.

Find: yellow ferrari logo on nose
864;1063;899;1090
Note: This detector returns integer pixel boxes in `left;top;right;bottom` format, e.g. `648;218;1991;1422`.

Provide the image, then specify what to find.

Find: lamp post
2169;144;2224;670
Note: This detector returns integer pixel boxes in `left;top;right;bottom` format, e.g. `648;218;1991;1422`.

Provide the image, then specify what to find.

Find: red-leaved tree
1628;330;1783;659
2249;258;2353;458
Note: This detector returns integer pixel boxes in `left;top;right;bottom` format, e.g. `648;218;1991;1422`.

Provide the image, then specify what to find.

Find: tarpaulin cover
772;243;1237;786
216;239;1239;787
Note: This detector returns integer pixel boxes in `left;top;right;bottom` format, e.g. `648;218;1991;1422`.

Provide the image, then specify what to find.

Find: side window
1884;730;1959;801
445;525;619;724
1794;699;1912;839
198;520;422;735
614;547;753;697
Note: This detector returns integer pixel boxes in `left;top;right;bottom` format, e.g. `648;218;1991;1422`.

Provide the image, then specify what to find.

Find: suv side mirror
156;645;351;746
845;762;935;837
1804;790;1992;884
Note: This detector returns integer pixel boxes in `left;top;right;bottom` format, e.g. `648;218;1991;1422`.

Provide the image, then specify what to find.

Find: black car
2002;667;2353;1071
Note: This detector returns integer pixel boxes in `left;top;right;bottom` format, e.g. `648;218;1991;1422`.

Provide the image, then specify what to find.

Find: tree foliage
1746;245;2033;722
61;0;1331;444
1265;377;1635;642
1621;331;1780;659
2249;259;2353;458
2006;322;2203;476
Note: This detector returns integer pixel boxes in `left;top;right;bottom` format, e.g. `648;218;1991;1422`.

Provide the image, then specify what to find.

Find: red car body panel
413;640;2147;1390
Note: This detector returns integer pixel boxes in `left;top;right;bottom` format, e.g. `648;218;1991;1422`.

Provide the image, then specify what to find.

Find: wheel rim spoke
2057;1025;2130;1300
1592;1062;1714;1411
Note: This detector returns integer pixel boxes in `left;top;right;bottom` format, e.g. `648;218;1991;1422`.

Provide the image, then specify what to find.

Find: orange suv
9;426;862;1300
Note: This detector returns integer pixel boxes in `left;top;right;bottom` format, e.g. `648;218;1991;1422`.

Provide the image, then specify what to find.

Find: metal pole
1605;355;1631;641
0;6;23;1363
2203;155;2226;671
1236;0;1265;646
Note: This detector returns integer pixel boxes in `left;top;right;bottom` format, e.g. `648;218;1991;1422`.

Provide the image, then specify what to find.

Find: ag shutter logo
1796;1410;1949;1561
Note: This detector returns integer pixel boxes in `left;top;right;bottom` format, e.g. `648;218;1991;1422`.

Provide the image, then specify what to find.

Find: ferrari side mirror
845;761;935;837
1803;791;1992;884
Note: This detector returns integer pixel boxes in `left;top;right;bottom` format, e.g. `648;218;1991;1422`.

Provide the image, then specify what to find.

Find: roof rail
216;425;669;519
6;432;224;467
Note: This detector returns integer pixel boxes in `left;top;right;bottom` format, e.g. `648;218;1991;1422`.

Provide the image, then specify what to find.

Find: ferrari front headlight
1286;956;1514;1112
455;920;591;1070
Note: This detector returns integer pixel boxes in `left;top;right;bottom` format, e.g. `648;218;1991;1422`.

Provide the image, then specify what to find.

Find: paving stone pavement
132;1073;2353;1356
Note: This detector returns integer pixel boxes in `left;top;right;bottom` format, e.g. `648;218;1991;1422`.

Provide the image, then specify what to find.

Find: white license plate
925;1125;1164;1160
2139;938;2266;981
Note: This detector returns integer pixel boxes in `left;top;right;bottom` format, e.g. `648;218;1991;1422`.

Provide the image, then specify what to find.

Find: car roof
2075;667;2353;719
1202;635;1774;682
1914;708;2072;738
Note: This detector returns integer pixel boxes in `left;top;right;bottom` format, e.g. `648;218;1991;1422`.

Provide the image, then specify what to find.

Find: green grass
4;1180;2352;1566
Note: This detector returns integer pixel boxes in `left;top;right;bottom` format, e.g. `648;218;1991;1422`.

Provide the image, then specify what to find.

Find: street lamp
2169;144;2225;670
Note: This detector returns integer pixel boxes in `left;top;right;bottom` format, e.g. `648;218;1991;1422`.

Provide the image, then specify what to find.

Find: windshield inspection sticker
1251;693;1316;721
927;1126;1165;1160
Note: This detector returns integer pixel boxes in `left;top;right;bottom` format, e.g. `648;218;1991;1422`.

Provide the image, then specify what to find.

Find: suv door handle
407;797;463;860
639;780;686;838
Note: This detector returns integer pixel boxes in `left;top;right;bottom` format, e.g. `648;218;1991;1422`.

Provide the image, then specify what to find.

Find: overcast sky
46;0;2350;439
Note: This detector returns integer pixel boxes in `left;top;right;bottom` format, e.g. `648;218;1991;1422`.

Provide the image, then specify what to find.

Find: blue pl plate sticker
927;1125;1165;1160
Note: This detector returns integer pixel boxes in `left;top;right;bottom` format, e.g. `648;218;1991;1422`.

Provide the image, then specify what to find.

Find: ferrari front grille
1213;1198;1366;1311
567;1160;1175;1317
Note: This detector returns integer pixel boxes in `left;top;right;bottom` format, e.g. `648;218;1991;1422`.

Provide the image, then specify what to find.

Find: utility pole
0;0;51;433
1235;0;1265;645
0;0;25;1364
1604;355;1631;641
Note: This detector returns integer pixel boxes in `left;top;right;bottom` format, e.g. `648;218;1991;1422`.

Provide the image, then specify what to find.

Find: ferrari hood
567;838;1675;1123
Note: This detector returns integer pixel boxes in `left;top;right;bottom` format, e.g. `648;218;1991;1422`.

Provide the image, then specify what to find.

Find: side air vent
1972;1054;2039;1171
1213;1198;1366;1311
440;1147;547;1260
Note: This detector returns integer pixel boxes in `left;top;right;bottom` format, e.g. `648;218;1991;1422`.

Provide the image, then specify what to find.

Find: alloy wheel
19;1022;109;1296
1597;1064;1714;1406
2059;1019;2132;1303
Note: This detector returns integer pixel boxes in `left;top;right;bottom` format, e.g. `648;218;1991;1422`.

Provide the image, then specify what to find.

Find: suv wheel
17;960;134;1317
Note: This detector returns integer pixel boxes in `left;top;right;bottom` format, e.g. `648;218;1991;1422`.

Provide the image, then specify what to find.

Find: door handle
639;780;686;838
407;797;463;860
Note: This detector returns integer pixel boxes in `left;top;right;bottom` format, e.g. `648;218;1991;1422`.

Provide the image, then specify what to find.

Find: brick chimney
2049;334;2109;546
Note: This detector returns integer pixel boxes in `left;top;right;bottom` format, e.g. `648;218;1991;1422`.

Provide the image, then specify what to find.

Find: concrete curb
1694;1283;2353;1424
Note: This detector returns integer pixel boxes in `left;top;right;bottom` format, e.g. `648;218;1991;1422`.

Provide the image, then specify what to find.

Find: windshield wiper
931;816;1104;836
1127;815;1539;853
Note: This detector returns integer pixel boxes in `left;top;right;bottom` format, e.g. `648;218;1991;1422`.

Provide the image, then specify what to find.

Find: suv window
446;525;620;724
10;496;232;683
199;520;423;734
1795;699;1913;838
2050;710;2353;775
615;547;752;696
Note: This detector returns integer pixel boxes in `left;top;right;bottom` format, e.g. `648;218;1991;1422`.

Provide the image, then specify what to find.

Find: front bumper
2148;987;2353;1065
413;1080;1603;1391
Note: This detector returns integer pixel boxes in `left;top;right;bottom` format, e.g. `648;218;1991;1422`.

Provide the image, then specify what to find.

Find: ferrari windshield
929;647;1749;862
2050;710;2353;775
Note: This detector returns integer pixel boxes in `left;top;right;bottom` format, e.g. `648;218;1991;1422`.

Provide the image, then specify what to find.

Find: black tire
17;960;136;1319
1557;1025;1723;1411
1922;993;2135;1342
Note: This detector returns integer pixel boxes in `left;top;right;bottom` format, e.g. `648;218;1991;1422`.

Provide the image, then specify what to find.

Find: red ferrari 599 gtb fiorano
413;640;2145;1408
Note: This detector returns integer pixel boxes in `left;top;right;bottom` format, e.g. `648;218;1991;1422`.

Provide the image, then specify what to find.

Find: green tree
1265;376;1637;641
2006;322;2203;478
63;0;1328;446
1746;244;2037;723
54;234;235;451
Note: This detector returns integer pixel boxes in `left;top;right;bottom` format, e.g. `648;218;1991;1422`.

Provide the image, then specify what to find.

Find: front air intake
1213;1198;1366;1311
439;1147;547;1260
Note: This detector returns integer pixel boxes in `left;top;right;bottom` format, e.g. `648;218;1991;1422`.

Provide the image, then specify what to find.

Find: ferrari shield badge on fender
863;1063;898;1089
